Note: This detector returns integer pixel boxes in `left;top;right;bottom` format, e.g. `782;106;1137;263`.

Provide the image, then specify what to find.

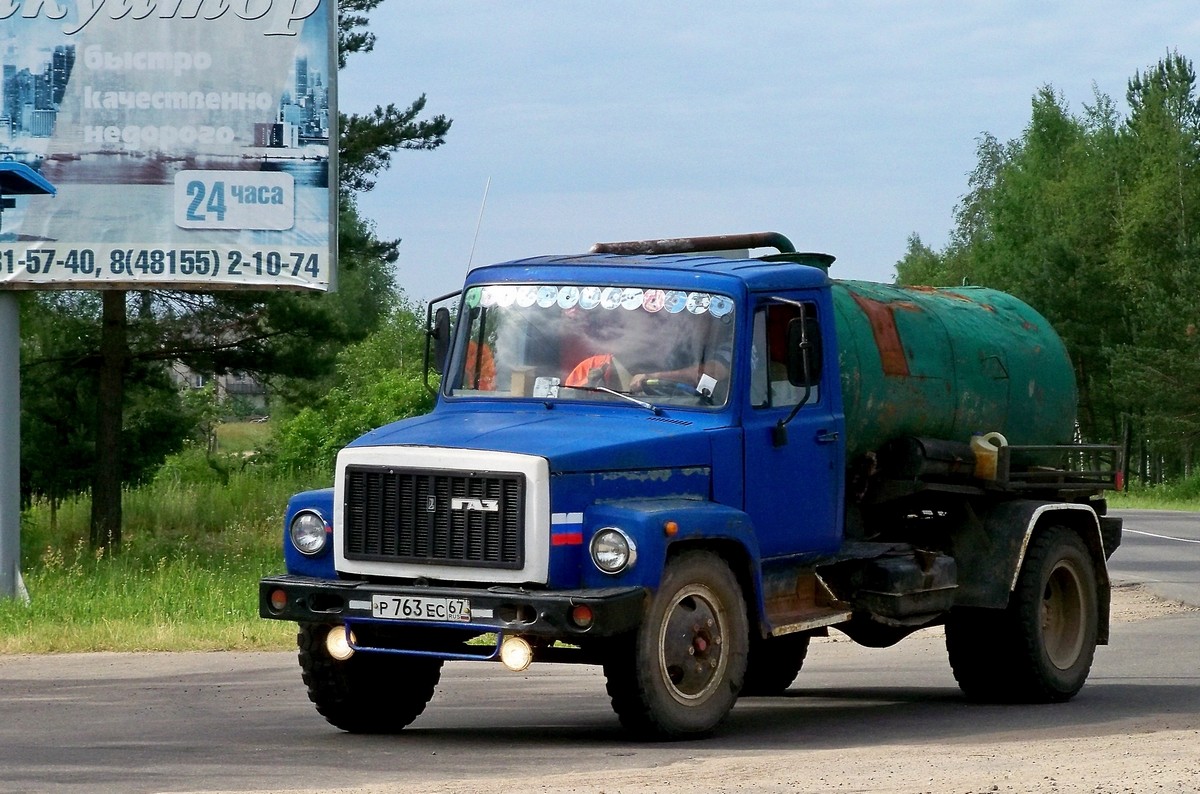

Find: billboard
0;0;336;291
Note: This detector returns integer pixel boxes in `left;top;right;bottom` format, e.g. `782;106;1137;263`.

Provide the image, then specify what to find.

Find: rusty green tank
832;281;1077;461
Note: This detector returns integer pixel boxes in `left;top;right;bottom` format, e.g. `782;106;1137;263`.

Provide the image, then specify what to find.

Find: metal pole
0;291;20;599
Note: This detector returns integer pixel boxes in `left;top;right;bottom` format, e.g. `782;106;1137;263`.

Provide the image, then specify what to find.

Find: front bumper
259;574;647;641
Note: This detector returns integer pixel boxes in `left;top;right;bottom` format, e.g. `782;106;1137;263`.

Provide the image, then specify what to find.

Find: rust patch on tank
907;285;974;302
849;293;910;377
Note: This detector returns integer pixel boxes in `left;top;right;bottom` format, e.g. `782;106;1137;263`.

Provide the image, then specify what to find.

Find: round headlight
289;510;328;556
590;527;637;574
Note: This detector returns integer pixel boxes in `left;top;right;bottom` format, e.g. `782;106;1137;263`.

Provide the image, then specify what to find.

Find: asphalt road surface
0;509;1196;794
1109;509;1200;604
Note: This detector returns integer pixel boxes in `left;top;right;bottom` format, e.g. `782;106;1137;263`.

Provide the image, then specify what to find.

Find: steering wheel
640;378;696;397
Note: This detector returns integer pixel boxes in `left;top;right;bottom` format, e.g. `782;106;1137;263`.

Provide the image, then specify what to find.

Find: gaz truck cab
261;233;1122;739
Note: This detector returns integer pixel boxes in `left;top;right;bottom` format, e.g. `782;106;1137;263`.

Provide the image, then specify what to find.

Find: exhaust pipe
590;231;796;256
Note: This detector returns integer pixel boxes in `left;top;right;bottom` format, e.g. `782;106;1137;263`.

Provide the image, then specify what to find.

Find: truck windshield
446;284;736;408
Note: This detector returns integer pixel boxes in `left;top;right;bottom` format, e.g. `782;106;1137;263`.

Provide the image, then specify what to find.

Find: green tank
832;281;1077;461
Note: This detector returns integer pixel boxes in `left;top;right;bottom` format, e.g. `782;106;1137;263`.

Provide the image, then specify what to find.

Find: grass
1108;474;1200;512
0;434;328;654
215;419;273;454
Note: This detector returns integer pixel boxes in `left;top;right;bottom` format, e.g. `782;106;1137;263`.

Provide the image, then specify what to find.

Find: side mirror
432;307;452;373
775;306;822;447
424;291;460;396
785;315;822;387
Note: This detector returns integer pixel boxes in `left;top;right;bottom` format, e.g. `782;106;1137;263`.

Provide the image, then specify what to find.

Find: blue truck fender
282;488;336;579
580;498;763;598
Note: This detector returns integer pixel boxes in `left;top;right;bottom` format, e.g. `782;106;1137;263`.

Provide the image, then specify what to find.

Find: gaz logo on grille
450;497;500;512
425;497;437;512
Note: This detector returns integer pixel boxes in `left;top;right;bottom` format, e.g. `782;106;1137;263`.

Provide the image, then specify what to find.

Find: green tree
893;233;950;286
19;293;199;537
271;302;434;472
1108;52;1200;477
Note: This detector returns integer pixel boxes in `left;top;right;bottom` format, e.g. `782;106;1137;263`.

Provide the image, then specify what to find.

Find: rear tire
740;633;810;696
603;551;749;739
947;526;1099;703
944;605;1011;700
298;623;443;733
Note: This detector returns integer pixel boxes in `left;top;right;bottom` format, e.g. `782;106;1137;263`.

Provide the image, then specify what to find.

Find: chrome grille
342;465;525;569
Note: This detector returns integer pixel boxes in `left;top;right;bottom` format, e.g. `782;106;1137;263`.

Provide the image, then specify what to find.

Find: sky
337;2;1200;302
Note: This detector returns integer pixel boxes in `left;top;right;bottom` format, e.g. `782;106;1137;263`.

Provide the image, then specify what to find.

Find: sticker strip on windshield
475;286;732;317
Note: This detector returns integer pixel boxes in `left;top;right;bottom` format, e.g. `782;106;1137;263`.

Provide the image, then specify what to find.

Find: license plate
371;595;471;622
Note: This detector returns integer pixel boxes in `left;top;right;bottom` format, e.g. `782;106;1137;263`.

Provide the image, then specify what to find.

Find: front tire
298;623;443;733
946;526;1099;703
603;551;749;739
740;633;810;696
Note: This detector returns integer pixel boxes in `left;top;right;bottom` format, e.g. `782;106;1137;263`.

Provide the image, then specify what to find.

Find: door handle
815;430;839;444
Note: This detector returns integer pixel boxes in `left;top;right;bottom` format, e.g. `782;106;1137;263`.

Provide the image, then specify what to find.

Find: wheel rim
1042;558;1086;669
657;583;728;704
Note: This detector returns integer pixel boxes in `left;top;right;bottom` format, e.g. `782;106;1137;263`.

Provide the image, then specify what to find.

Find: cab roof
466;252;833;294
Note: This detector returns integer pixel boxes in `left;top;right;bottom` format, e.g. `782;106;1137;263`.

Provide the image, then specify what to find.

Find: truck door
742;296;844;557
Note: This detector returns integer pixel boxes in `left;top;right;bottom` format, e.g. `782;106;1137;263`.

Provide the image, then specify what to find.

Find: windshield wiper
558;384;662;415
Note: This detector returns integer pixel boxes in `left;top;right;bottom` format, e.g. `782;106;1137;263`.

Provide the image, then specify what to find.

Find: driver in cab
564;303;732;402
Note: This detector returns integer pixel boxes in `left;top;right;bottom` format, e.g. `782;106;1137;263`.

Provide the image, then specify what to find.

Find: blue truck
260;232;1123;739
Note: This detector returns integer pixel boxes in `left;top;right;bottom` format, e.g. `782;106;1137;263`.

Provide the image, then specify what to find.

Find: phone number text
1;247;323;280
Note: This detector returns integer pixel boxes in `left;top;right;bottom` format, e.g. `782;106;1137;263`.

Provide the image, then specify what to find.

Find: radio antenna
467;177;491;269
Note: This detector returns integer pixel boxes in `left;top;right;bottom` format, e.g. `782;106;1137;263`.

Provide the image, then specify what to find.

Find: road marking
1126;528;1200;544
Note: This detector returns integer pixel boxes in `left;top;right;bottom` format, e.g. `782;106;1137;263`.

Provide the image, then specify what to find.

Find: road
0;509;1196;794
1109;509;1200;604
